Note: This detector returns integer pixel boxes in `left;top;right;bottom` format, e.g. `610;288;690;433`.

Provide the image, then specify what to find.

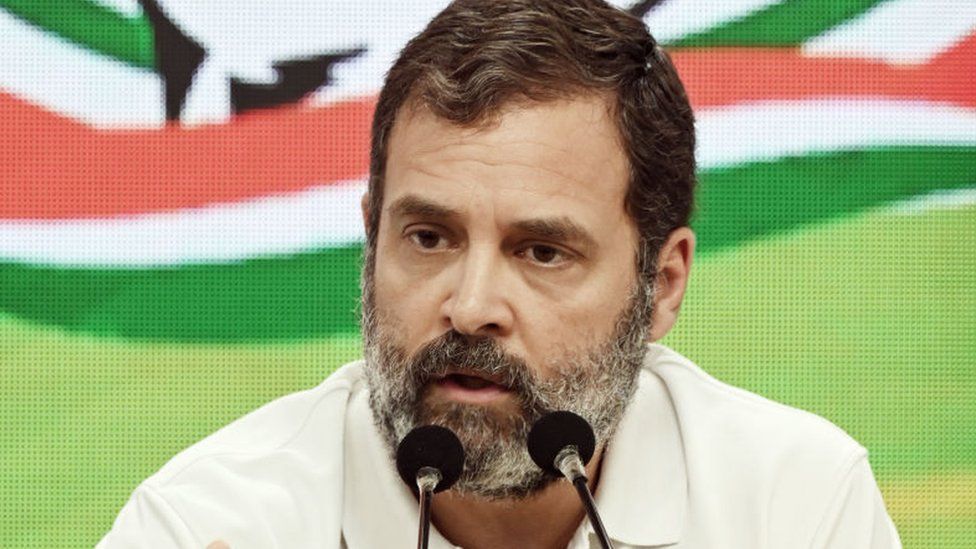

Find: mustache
408;330;533;393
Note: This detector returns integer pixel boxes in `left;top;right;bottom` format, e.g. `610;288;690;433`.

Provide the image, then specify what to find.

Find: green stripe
693;146;976;253
1;0;154;69
0;146;973;342
0;246;364;342
665;0;887;48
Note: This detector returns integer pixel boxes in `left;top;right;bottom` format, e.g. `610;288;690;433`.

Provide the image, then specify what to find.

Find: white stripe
1;181;367;268
90;0;142;18
0;9;164;128
697;99;976;169
802;0;976;65
643;0;786;43
887;187;976;215
167;0;450;121
3;99;975;267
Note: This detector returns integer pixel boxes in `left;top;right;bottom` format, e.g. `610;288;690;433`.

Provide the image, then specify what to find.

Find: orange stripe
672;33;976;109
0;95;373;219
1;35;972;220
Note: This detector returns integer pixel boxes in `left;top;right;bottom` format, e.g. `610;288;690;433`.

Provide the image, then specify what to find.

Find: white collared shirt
99;344;901;548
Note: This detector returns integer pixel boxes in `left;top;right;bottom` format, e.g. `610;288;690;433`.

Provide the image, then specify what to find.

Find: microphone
396;425;465;549
528;411;614;549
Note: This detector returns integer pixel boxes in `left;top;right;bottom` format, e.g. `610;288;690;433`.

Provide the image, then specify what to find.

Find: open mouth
443;373;500;390
433;371;512;403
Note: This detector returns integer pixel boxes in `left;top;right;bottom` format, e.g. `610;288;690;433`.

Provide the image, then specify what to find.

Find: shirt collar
342;343;687;548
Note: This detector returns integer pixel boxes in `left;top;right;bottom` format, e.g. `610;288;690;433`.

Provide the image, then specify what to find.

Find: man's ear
649;227;695;342
361;192;370;234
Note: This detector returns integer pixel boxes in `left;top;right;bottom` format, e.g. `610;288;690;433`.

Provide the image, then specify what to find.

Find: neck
430;449;604;549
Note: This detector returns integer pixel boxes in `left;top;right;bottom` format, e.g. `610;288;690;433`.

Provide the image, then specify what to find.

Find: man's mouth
432;370;512;404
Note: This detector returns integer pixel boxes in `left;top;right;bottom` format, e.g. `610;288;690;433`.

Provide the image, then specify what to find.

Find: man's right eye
408;229;444;250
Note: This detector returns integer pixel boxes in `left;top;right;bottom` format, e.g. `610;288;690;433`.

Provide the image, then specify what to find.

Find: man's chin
449;470;558;502
417;398;529;446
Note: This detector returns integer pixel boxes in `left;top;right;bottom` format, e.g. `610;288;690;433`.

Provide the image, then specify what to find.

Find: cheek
521;299;611;359
372;243;445;345
522;265;636;356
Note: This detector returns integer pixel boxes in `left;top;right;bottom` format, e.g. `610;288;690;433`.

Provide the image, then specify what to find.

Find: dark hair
366;0;695;280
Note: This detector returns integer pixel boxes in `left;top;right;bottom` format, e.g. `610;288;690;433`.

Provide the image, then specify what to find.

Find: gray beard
360;247;654;500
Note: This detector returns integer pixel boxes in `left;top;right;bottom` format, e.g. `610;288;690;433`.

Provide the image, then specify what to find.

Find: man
100;0;901;547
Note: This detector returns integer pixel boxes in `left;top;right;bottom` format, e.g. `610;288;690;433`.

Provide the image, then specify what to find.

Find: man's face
362;95;653;499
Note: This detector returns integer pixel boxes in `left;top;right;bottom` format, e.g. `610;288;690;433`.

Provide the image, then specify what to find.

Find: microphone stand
415;467;442;549
397;425;464;549
556;447;614;549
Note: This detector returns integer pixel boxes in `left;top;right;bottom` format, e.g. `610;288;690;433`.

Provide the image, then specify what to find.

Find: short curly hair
366;0;696;280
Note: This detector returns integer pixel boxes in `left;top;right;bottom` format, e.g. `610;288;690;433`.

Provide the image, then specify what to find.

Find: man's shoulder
99;360;368;547
645;344;866;471
639;345;899;547
145;359;366;488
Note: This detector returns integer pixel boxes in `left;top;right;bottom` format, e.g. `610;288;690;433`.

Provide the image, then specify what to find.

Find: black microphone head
395;425;465;493
527;411;596;476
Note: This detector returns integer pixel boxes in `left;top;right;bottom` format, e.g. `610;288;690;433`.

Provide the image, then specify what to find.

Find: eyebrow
386;193;597;247
387;195;462;220
512;217;596;248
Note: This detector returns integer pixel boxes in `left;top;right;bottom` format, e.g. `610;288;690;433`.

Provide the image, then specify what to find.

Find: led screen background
1;0;973;546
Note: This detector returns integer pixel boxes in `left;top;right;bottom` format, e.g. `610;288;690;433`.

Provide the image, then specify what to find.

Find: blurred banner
1;1;973;546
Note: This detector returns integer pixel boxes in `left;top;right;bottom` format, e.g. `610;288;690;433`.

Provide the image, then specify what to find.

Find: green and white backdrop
1;0;973;546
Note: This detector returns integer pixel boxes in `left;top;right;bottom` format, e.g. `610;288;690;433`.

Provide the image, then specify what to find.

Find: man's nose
440;247;514;337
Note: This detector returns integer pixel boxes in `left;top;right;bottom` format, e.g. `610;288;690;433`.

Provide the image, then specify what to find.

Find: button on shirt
99;344;901;548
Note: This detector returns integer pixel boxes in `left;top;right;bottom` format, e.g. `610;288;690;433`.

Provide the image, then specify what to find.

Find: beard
360;247;654;500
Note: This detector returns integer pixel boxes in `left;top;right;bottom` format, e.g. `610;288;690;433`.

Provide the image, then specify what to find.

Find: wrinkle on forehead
391;93;622;158
387;96;629;206
403;154;610;202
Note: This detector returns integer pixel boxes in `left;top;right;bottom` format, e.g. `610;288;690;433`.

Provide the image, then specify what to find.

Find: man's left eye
521;245;569;266
409;229;444;249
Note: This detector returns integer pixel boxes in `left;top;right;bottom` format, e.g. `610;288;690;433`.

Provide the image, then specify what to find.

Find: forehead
383;95;633;231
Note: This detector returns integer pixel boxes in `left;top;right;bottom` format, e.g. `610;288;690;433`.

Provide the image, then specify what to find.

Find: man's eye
409;230;444;249
523;244;569;265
